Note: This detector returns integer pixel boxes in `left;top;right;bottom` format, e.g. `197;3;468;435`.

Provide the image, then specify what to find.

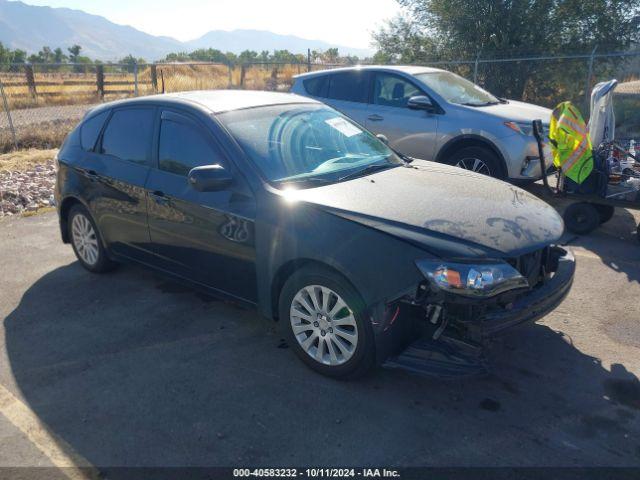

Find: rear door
145;109;257;302
84;106;156;258
322;71;371;126
366;72;439;161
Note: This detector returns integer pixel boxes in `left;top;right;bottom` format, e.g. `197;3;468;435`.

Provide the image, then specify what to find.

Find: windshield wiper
278;176;334;187
337;163;396;182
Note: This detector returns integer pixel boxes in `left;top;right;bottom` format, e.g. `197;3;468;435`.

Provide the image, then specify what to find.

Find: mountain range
0;0;372;61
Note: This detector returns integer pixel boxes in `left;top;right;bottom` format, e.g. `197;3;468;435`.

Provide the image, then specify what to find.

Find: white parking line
0;383;98;480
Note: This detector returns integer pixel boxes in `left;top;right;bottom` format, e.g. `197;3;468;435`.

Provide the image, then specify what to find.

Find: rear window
101;108;155;165
328;71;369;103
303;75;329;98
80;111;109;151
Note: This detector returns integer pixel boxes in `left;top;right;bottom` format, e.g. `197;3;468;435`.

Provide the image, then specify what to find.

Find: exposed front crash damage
380;246;575;377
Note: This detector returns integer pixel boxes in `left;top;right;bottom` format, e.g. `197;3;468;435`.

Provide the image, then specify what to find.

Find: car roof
293;65;445;80
86;90;320;117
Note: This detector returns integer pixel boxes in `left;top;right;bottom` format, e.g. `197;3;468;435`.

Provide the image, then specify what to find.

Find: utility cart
531;79;640;241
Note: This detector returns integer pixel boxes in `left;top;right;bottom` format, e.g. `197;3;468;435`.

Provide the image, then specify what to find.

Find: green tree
374;0;640;105
67;44;82;63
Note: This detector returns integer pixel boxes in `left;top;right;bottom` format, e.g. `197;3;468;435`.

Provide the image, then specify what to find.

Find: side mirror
376;133;389;145
188;164;233;192
407;95;434;111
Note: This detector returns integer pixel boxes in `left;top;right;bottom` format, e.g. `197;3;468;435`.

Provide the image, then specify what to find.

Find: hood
468;100;552;124
283;160;564;258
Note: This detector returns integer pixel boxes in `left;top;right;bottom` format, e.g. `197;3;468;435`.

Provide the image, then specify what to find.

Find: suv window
328;71;369;103
80;111;109;151
158;116;223;176
303;75;329;98
373;73;422;108
101;108;154;165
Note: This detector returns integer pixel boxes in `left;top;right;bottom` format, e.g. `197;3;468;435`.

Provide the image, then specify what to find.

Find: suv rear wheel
449;146;505;179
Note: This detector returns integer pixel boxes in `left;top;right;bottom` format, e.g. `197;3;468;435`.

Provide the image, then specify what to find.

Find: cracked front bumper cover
470;248;575;339
382;248;575;378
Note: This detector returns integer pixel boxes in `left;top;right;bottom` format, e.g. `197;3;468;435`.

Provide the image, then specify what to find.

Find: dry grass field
0;63;305;110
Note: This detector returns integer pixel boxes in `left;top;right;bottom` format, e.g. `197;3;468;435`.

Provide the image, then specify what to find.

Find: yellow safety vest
549;102;594;184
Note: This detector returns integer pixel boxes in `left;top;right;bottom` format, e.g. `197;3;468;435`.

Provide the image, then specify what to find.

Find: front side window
328;71;369;103
80;110;109;151
158;117;222;176
101;108;155;165
373;74;422;108
415;71;499;106
218;104;402;188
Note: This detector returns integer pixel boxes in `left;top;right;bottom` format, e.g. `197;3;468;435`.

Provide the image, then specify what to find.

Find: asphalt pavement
0;208;639;473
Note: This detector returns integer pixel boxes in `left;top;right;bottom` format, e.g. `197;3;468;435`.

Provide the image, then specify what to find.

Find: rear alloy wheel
449;146;505;179
68;205;116;273
279;267;375;379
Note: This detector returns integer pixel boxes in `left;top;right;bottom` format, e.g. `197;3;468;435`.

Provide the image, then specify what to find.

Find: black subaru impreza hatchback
55;90;575;378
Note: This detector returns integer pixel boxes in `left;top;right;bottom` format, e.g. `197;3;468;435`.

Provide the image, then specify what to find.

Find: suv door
87;106;155;258
146;109;257;302
366;72;439;161
322;71;371;126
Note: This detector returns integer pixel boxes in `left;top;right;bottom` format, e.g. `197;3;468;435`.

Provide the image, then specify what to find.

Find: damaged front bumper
382;246;575;377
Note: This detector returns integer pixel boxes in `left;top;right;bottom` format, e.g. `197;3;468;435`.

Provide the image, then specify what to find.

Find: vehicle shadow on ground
4;262;640;468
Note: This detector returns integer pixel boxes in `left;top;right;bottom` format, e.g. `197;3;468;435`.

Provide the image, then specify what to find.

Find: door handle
150;190;170;206
86;169;99;180
367;114;384;121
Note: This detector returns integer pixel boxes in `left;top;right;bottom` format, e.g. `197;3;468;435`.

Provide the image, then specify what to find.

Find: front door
146;110;257;302
366;73;439;161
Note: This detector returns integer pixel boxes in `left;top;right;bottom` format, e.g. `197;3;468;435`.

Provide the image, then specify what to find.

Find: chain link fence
1;51;639;153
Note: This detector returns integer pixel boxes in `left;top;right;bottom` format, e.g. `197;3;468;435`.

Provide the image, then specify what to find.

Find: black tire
68;204;117;273
448;146;506;180
563;202;601;235
278;266;376;379
593;204;615;224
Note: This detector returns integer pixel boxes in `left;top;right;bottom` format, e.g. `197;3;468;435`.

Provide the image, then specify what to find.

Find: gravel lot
0;209;639;473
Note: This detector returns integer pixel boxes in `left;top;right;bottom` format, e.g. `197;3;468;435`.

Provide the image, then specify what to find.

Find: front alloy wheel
290;285;358;366
279;266;375;379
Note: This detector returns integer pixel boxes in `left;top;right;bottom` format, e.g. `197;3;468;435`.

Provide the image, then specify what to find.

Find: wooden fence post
24;64;37;99
133;61;139;96
150;65;158;93
240;65;246;87
96;65;104;99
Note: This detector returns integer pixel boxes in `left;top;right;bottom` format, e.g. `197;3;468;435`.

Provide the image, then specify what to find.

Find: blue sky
18;0;401;48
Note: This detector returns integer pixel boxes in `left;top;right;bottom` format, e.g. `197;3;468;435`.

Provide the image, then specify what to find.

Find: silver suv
291;66;551;181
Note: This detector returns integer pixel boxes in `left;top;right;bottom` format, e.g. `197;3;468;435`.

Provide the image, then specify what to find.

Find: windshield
415;71;499;106
218;104;402;187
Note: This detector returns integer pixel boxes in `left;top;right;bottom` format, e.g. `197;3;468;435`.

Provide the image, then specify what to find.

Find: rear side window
158;117;223;176
80;111;109;151
303;75;329;98
328;71;369;103
101;108;155;165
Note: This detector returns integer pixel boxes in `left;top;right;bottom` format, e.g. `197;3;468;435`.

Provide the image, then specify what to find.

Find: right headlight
415;259;529;298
